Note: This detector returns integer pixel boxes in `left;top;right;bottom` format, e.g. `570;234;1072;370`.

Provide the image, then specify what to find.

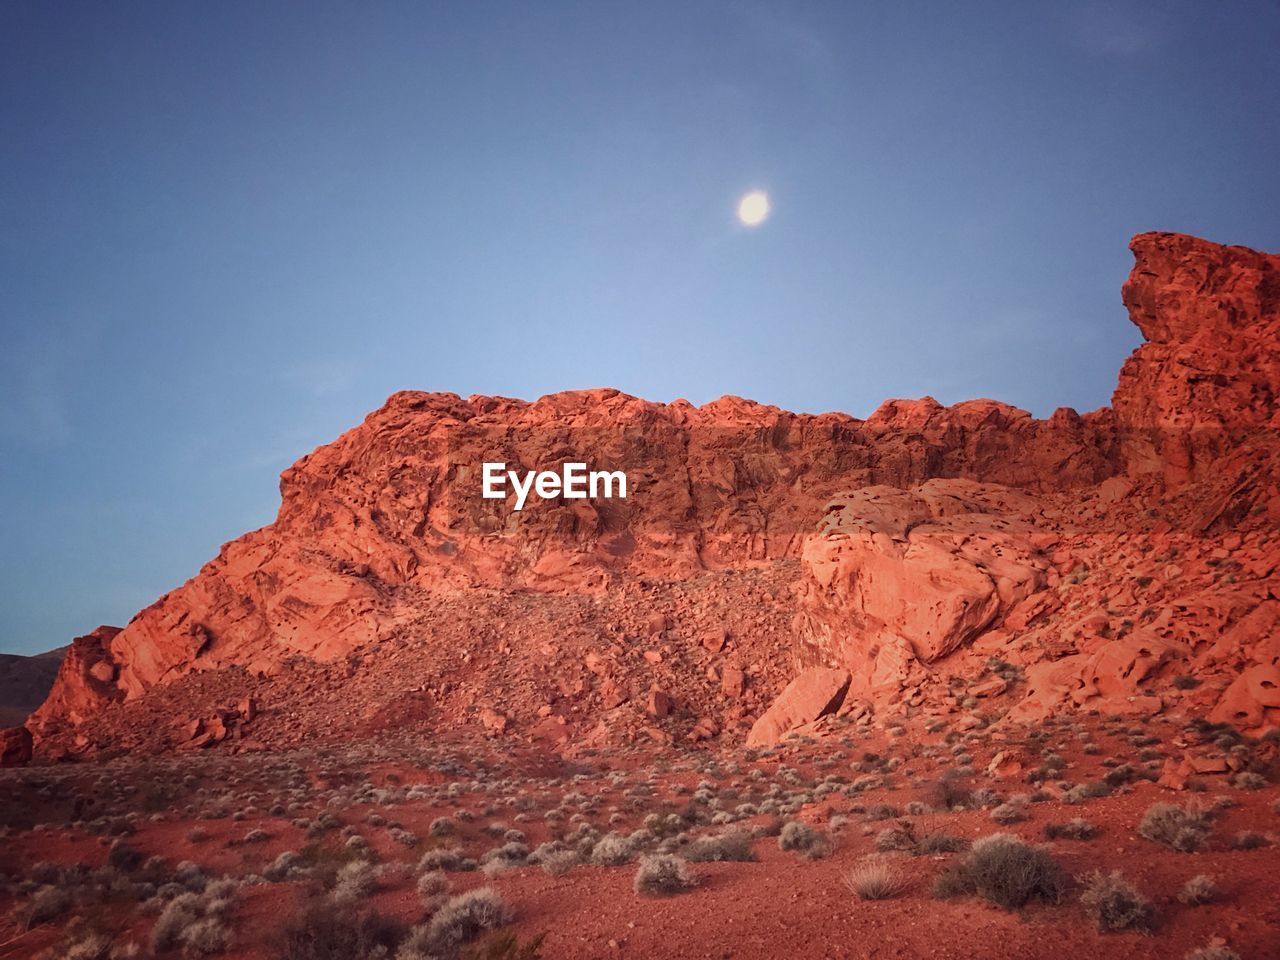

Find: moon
737;190;770;227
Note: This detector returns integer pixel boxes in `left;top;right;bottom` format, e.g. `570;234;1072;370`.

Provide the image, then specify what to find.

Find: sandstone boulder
0;725;33;767
794;479;1051;698
746;668;850;747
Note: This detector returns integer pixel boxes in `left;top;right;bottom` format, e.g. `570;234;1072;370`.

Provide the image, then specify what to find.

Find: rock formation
24;232;1280;758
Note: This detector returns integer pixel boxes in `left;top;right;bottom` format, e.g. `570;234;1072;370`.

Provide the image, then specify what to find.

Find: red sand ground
2;714;1278;959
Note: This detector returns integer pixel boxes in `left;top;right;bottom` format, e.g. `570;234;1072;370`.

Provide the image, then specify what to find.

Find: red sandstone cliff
15;232;1280;761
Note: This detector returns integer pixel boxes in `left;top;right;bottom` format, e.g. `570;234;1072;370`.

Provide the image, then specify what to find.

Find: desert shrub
25;885;72;929
989;802;1026;825
423;888;513;952
933;833;1065;909
1061;781;1112;805
430;817;457;836
1230;771;1266;790
479;842;529;871
243;829;270;844
417;870;450;898
265;851;308;882
1102;764;1139;788
1178;875;1220;905
864;803;900;821
633;854;695;896
390;828;419;847
418;847;475;872
970;787;1002;808
54;929;129;960
843;860;905;900
151;885;234;956
538;850;578;877
1138;803;1211;852
458;931;547;960
108;841;145;872
174;861;209;893
181;917;232;956
683;829;757;862
151;894;204;951
643;812;683;837
1079;870;1153;932
915;832;967;855
589;833;633;866
1230;830;1268;850
332;861;376;903
1185;947;1240;960
778;821;829;858
932;776;973;810
1043;818;1098;841
277;902;405;960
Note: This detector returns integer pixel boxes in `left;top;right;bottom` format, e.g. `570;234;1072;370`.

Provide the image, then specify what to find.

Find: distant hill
0;646;67;727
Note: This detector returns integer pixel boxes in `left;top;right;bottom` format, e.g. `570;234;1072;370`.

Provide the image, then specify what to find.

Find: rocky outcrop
30;627;123;737
774;232;1280;734
793;480;1052;700
1114;231;1280;486
26;231;1280;753
27;393;1120;747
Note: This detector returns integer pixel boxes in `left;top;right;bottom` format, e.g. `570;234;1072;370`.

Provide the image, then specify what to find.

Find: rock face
786;232;1280;734
25;231;1280;755
793;481;1052;700
33;627;123;730
1114;232;1280;487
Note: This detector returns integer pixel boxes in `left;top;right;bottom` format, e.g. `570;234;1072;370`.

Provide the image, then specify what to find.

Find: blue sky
2;1;1278;654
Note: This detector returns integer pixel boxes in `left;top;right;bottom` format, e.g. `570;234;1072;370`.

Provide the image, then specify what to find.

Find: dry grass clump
1229;830;1268;850
421;887;514;953
989;800;1027;825
277;902;406;960
1079;870;1154;932
417;846;476;873
932;833;1065;909
54;927;138;960
843;859;906;900
1230;771;1266;790
25;885;72;930
265;851;308;883
683;829;758;862
150;879;237;956
875;820;964;855
331;861;377;904
633;854;697;896
429;816;457;836
588;833;634;866
1043;818;1098;841
538;850;579;876
1184;946;1240;960
1137;803;1212;852
915;832;967;855
777;821;832;859
1178;875;1220;906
